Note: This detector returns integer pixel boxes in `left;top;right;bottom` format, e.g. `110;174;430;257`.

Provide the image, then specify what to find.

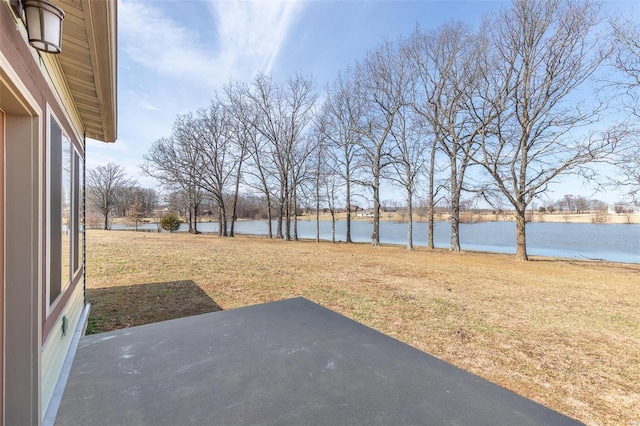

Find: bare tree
223;81;252;237
116;185;158;230
243;124;278;238
612;145;640;202
286;77;318;240
354;40;408;246
291;134;317;240
224;81;278;238
311;126;326;243
609;17;640;201
87;163;133;230
610;16;640;118
249;74;285;238
405;29;445;250
126;187;146;231
247;73;316;241
477;0;620;260
561;194;576;213
191;101;236;236
574;195;590;214
590;199;608;212
310;115;343;244
142;117;205;234
170;114;208;234
141;187;159;217
319;68;364;243
387;72;427;250
407;22;490;252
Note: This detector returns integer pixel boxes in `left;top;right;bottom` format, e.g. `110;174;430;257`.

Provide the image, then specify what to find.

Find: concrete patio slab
54;297;581;425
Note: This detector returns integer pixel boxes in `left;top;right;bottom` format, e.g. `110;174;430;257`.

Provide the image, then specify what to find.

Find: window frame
45;110;83;316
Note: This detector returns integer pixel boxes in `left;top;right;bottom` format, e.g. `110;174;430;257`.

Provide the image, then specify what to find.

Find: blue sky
88;0;638;205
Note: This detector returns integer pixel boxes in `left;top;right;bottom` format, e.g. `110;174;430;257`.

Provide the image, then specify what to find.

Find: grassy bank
110;210;640;228
86;230;640;425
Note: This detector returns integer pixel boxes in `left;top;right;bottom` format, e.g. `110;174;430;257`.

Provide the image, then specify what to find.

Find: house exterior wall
40;282;85;413
0;108;4;426
2;93;42;426
1;2;89;423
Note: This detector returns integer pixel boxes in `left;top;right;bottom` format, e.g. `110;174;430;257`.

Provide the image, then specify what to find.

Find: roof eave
83;0;117;142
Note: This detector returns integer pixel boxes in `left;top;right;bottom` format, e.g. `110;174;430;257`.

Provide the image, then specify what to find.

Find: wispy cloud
210;0;301;76
119;0;303;86
125;90;159;111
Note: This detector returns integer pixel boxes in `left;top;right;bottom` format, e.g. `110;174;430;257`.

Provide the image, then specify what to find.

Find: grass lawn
86;230;640;425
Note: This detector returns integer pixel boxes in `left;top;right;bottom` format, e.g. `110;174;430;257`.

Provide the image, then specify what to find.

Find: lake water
112;220;639;264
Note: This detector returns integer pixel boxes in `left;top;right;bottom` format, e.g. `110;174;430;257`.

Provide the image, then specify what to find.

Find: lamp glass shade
24;0;65;54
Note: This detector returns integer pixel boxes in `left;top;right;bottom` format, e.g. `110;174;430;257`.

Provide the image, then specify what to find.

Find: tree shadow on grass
86;280;222;335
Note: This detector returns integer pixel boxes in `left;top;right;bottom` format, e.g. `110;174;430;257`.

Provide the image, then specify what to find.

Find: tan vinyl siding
41;282;84;413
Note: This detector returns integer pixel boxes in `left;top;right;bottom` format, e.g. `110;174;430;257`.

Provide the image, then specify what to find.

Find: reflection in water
111;220;640;263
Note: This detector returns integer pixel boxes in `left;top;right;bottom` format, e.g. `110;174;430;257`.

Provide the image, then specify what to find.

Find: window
73;154;83;276
48;114;82;308
61;132;71;289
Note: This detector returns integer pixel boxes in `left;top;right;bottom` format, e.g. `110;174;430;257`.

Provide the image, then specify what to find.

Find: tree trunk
515;208;529;261
193;203;199;234
229;215;237;237
103;213;109;230
230;168;242;238
266;195;273;239
221;202;228;237
218;202;228;237
222;215;227;236
450;161;461;251
372;173;381;246
283;182;290;240
450;195;461;251
229;211;237;237
427;141;436;249
276;197;284;239
315;188;320;243
292;184;298;241
331;210;336;243
345;167;352;243
407;188;414;251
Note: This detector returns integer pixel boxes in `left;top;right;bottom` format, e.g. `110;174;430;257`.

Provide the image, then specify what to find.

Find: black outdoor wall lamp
11;0;65;54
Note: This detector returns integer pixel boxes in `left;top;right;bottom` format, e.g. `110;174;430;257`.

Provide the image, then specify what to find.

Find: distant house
358;210;375;218
1;1;117;424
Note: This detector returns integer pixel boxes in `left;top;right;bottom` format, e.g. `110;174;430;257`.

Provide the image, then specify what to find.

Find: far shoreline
295;211;640;225
112;211;640;227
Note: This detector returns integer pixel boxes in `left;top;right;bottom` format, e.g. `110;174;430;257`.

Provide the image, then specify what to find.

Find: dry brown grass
86;230;640;425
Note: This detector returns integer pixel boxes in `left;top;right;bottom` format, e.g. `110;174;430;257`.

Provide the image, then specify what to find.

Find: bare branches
611;16;640;92
142;115;206;233
477;0;614;260
606;16;640;200
245;73;317;240
318;67;365;242
353;40;410;245
87;163;134;230
406;21;489;251
137;0;632;259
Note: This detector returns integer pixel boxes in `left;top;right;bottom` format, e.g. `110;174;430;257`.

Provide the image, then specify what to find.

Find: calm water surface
113;220;639;263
